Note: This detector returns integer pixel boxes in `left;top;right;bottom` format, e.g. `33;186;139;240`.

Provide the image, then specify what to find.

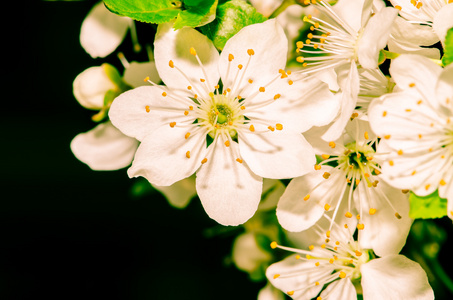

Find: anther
304;194;310;201
369;208;377;215
247;49;255;56
143;76;149;82
273;274;280;279
364;131;369;139
249;124;255;132
274;94;281;100
339;271;346;279
324;204;330;211
355;250;362;256
382;111;387;117
236;158;243;163
296;41;304;48
185;132;190;139
288;80;293;85
248;79;253;84
268;126;275;131
162;92;167;97
328;141;336;148
270;241;278;249
357;224;365;230
201;158;208;164
388;160;394;166
309;245;314;250
185;151;191;159
224;140;230;147
169;122;176;128
145;106;150;113
276;124;283;130
314;164;321;170
440;179;446;186
259;87;265;92
409;82;416;87
297;56;304;63
189;47;197;56
287;291;294;296
323;172;331;179
238;64;243;70
228;54;234;61
169;60;174;68
184;111;189;116
321;154;330;159
240;106;245;110
395;212;402;219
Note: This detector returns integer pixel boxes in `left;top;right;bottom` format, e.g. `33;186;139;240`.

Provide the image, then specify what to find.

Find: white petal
232;232;271;273
196;139;262;226
433;4;453;46
322;62;359;141
123;61;160;88
80;2;130;58
239;129;316;179
128;124;207;186
154;22;220;100
73;65;116;109
331;0;367;33
276;166;346;232
320;278;356;300
436;63;453;112
108;86;191;141
70;121;138;170
152;175;196;209
358;7;398;69
361;255;434;300
219;19;287;97
257;283;285;300
390;54;441;109
266;256;324;300
353;181;412;257
245;76;339;133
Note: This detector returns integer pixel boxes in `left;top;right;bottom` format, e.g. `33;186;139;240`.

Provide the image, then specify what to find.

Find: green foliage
200;0;267;50
409;190;448;219
442;27;453;67
103;0;217;29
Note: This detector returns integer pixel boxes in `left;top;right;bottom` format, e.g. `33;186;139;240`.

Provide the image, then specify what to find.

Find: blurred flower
266;214;434;300
368;54;453;218
109;19;339;225
80;2;133;58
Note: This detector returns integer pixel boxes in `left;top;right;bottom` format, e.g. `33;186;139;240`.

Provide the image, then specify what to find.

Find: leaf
442;27;453;66
409;190;448;219
103;0;217;28
200;0;267;50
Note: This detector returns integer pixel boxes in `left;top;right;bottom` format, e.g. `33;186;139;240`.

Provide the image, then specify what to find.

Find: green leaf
442;27;453;66
409;190;448;219
200;0;267;50
103;0;217;28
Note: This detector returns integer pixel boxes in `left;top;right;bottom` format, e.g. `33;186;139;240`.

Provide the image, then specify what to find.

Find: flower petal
70;121;138;170
266;256;324;300
276;166;346;232
73;65;116;109
154;22;220;100
219;19;287;97
353;181;412;257
390;54;441;109
320;278;356;300
436;63;453;112
196;139;262;226
152;175;196;209
128;124;207;186
123;61;160;88
239;129;315;179
433;4;453;46
109;86;191;141
80;2;130;58
358;7;398;69
361;255;434;300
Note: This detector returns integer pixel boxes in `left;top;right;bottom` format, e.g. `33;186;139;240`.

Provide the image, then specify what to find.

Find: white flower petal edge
433;4;453;46
152;175;196;209
70;121;138;170
196;139;262;226
361;254;434;300
80;2;130;58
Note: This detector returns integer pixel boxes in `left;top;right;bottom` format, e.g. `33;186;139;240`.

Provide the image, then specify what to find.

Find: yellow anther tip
189;47;197;56
270;241;278;249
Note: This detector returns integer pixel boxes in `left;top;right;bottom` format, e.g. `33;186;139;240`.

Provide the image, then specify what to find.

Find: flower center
210;104;232;125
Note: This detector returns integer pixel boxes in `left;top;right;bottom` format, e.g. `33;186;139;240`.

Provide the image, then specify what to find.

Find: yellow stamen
189;47;196;56
185;151;191;159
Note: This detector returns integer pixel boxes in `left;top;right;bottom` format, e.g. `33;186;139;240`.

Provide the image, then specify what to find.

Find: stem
430;257;453;294
269;0;296;18
381;49;400;59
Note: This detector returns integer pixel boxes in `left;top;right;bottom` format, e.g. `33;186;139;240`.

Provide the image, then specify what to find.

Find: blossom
266;215;434;300
294;0;398;140
71;59;158;170
108;19;339;225
368;54;453;217
277;118;412;256
80;2;133;58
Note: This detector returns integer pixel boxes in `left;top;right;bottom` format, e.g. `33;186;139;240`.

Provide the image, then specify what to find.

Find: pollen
425;184;430;190
270;241;278;249
288;80;294;85
145;105;150;113
238;64;243;70
236;158;243;163
321;154;330;159
228;54;234;61
268;126;275;131
184;111;189;116
259;87;265;92
324;204;331;211
323;172;331;179
201;158;208;164
287;291;294;296
169;122;176;128
248;79;253;84
224;140;230;147
397;149;404;155
328;141;336;148
304;194;310;201
240;105;245;110
364;131;369;139
339;271;346;279
247;49;255;56
296;56;304;63
276;124;283;130
440;179;447;186
189;47;197;56
185;132;190;139
357;223;365;230
169;60;174;68
314;164;321;170
369;208;377;215
185;151;191;159
389;160;394;166
395;5;402;10
409;82;416;87
382;111;387;117
296;41;304;48
249;124;255;132
274;94;281;100
345;212;352;218
143;76;149;82
162;92;167;97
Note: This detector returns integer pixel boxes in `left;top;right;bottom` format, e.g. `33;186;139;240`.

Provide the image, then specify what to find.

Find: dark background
2;1;261;299
3;0;453;299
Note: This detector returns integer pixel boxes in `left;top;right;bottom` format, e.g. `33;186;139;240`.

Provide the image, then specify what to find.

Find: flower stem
269;0;296;18
381;49;400;60
430;257;453;294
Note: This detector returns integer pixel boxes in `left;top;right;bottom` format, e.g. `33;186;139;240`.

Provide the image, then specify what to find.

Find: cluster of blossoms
70;0;453;299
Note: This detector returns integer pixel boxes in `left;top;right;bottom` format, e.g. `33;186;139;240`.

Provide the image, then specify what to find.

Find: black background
2;1;261;299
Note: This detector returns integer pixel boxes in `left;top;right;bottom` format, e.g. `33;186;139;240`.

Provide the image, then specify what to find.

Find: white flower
71;60;158;171
108;19;339;225
294;0;398;140
266;215;434;300
80;2;132;58
277;118;412;256
368;54;453;217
